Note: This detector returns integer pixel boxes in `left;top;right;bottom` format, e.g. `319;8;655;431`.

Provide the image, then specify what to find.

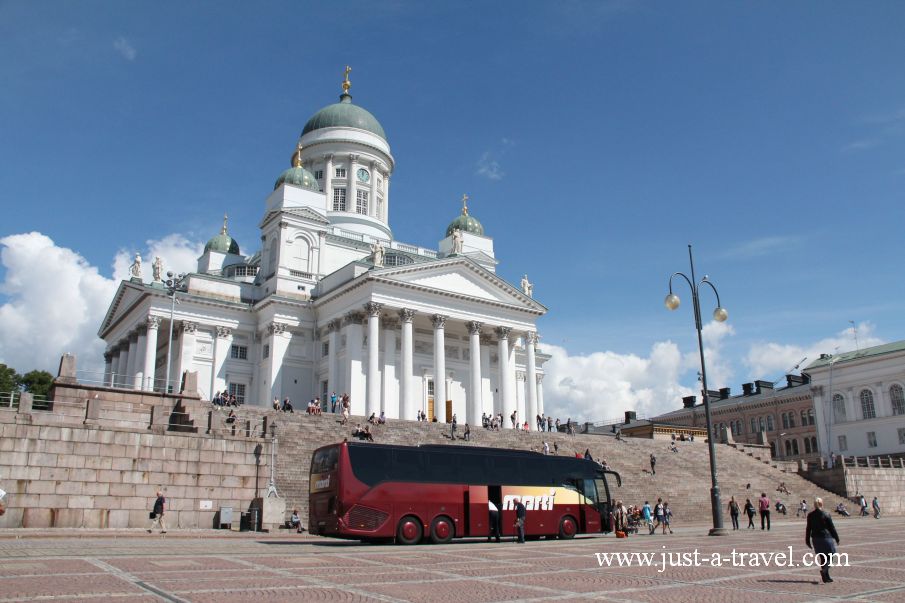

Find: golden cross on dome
221;213;229;235
342;65;352;94
293;142;303;168
461;193;469;215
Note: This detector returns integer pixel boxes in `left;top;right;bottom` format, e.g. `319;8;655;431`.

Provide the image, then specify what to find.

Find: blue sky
1;1;903;418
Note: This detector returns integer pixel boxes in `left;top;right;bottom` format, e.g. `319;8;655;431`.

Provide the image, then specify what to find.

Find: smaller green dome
446;212;484;237
274;165;320;192
205;215;240;255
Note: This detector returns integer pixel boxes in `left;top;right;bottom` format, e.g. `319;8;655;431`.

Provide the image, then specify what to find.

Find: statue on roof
129;253;143;280
371;240;385;268
452;227;463;255
152;256;163;283
521;274;533;297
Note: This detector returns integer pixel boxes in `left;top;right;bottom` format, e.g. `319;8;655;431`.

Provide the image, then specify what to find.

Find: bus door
309;445;340;534
580;478;602;533
466;485;491;536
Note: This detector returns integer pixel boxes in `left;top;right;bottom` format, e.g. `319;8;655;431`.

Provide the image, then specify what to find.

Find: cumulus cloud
538;320;735;423
745;322;884;380
113;36;137;61
0;232;202;377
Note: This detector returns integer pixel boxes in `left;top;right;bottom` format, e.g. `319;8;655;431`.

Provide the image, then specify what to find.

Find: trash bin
219;506;233;529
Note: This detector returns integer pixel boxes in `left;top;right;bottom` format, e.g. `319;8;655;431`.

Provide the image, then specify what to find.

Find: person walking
450;414;457;439
663;502;673;534
744;498;756;529
654;498;665;533
759;492;771;530
514;500;526;543
797;499;808;518
805;497;840;584
872;496;881;519
642;501;653;535
147;490;167;534
859;494;868;517
728;496;740;530
649;453;657;475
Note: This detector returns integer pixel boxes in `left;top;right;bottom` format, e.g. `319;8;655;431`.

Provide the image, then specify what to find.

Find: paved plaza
1;517;903;602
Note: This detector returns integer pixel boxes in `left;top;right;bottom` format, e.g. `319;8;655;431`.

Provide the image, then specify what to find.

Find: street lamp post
665;244;729;536
163;271;187;395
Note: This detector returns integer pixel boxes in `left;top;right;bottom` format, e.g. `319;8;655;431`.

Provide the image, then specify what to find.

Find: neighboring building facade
651;376;819;461
97;71;548;427
808;341;905;460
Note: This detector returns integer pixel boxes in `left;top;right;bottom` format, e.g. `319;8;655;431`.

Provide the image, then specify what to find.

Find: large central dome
301;93;386;140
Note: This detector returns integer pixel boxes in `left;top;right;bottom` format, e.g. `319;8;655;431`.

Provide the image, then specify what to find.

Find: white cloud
841;138;880;153
0;232;202;378
538;320;735;424
476;151;504;181
745;322;884;380
113;36;137;61
718;236;801;260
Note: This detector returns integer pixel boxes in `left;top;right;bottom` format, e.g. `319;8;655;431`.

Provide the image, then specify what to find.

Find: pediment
98;281;148;336
371;258;545;312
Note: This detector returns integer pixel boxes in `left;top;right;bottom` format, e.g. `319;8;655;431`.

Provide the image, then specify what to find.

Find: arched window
267;239;277;275
860;389;876;419
736;420;743;435
784;440;792;456
807;409;814;425
833;394;846;422
890;385;905;416
770;441;776;457
759;417;766;432
767;415;775;431
791;439;799;455
782;413;789;429
811;436;818;452
751;418;757;433
804;438;812;454
291;237;310;273
788;412;796;428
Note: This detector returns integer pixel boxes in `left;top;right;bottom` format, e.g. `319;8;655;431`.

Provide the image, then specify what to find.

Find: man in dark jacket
147;490;166;534
806;497;840;583
515;500;526;543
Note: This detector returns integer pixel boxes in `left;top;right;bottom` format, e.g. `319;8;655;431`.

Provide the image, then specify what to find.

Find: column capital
467;321;483;335
516;371;526;382
181;321;198;334
525;331;539;345
323;153;334;160
104;351;113;362
495;326;512;339
536;373;545;384
326;319;339;333
216;326;232;339
132;325;147;338
348;152;358;161
399;308;416;323
147;316;161;330
343;311;364;326
364;301;383;317
267;322;287;336
479;334;493;346
381;317;399;330
432;314;447;329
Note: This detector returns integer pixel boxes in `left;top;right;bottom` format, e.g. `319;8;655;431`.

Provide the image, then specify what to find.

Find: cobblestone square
1;517;903;602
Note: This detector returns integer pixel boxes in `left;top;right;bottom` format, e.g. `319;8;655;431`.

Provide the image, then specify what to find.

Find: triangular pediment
98;281;149;337
370;257;545;312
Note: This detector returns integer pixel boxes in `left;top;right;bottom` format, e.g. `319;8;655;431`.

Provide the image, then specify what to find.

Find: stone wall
802;463;905;515
0;385;269;529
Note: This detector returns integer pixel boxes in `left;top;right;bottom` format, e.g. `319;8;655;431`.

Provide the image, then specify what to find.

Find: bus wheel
559;515;577;539
396;516;423;545
430;515;455;544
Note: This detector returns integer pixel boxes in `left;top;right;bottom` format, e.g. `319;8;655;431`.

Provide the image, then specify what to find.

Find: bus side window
582;479;599;506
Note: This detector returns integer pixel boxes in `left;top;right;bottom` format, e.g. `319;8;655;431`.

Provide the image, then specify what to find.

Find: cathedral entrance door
427;397;435;421
446;400;453;422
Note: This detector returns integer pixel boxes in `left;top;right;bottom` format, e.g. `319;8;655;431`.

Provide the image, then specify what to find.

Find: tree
20;370;54;399
0;364;20;394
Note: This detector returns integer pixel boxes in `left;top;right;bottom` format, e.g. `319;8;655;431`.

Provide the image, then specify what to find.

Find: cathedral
98;69;549;427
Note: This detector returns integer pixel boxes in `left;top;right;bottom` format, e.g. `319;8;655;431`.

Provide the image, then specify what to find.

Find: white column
111;349;123;387
432;314;447;423
496;327;514;427
525;331;538;431
267;322;290;404
508;335;519;427
177;322;197;391
142;317;160;391
480;334;493;417
365;302;382;417
103;352;113;387
537;374;545;417
133;329;147;390
400;309;415;420
381;317;398;417
344;312;366;415
124;335;138;389
348;153;357;212
369;161;378;219
211;326;233;399
516;372;526;427
324;154;334;205
467;321;482;427
327;320;339;396
384;174;391;220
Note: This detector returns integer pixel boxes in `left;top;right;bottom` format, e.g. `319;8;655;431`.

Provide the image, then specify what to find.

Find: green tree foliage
20;370;54;399
0;364;20;394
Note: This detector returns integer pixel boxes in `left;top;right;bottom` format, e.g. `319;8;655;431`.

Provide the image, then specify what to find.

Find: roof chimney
624;410;637;424
682;395;696;408
719;387;731;399
742;382;754;396
755;380;773;394
786;374;806;388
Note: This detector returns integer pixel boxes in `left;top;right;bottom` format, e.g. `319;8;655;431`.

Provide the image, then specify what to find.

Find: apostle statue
452;227;464;255
129;253;143;280
521;274;533;297
371;240;385;268
152;256;163;283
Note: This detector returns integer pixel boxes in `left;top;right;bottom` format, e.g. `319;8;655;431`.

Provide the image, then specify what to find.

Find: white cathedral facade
98;72;549;427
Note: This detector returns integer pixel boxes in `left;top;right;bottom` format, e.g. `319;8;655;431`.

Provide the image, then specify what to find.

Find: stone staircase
184;403;851;527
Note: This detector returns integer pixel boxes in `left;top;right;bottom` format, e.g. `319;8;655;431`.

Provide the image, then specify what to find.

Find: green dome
446;212;484;237
205;233;240;255
274;165;320;192
302;93;387;140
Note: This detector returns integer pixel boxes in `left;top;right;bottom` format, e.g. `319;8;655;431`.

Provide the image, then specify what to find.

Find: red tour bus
308;441;621;544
